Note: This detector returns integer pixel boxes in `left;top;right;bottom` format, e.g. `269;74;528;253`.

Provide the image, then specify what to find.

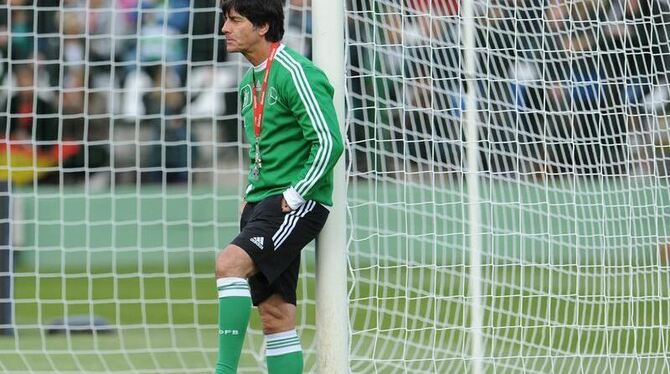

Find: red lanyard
252;42;280;138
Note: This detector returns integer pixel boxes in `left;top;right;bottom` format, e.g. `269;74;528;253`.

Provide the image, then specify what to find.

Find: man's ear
256;23;270;38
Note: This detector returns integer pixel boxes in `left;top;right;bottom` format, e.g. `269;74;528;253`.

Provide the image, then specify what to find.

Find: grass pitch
1;180;669;373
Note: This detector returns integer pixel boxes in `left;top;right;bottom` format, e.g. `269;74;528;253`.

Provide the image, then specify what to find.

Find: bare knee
215;245;256;279
258;295;296;334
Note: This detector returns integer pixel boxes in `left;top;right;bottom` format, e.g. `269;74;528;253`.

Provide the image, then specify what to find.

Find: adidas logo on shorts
250;237;264;250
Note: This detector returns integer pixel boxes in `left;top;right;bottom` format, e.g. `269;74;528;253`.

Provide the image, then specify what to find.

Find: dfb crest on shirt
241;85;252;110
268;87;278;106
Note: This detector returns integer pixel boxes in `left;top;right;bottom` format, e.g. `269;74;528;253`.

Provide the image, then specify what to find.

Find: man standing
215;1;344;373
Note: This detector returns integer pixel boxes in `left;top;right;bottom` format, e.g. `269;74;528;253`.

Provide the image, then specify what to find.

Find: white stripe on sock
216;277;250;299
265;329;298;341
265;329;302;357
266;344;302;356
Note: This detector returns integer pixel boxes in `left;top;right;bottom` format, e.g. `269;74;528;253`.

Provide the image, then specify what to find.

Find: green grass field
0;180;669;373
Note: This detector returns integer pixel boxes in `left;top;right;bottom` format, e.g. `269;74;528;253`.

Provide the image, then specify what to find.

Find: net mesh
0;0;669;373
0;1;314;372
346;0;670;372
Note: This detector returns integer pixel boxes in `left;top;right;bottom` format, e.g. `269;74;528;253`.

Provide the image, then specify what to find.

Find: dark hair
221;0;285;42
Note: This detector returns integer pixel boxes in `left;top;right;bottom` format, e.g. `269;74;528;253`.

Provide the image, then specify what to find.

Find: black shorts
231;194;329;306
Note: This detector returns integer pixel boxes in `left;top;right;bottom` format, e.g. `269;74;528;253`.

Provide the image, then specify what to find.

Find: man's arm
278;60;344;210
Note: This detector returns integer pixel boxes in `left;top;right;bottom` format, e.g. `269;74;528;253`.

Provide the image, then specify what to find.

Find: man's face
221;9;266;54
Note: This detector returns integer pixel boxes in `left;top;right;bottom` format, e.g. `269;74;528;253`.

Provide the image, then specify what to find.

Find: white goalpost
312;0;349;372
1;0;670;373
461;0;483;372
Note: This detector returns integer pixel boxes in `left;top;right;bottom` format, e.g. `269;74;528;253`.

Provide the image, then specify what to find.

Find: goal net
0;0;669;373
346;0;670;373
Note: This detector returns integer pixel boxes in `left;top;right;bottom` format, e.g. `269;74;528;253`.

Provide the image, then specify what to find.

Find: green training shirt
239;44;344;207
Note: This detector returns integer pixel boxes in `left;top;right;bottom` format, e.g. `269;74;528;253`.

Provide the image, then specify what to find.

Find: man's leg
259;294;303;374
215;245;256;374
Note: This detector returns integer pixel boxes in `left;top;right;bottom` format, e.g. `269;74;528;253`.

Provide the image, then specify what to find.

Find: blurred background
1;0;669;188
0;0;313;188
347;0;670;180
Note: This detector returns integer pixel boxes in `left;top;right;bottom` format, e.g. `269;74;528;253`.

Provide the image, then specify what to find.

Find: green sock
265;330;304;374
215;277;252;374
